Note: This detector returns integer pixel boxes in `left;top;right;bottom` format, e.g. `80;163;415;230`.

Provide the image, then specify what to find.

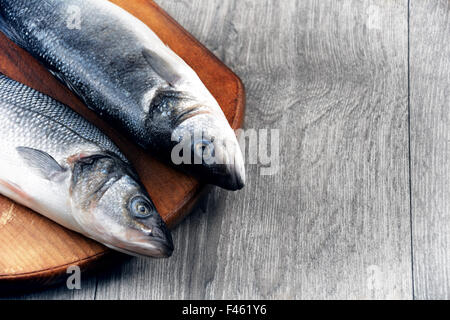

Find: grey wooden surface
411;0;450;299
10;0;450;299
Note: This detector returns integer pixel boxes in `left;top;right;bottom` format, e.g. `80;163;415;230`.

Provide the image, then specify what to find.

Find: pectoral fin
142;48;182;86
16;147;67;181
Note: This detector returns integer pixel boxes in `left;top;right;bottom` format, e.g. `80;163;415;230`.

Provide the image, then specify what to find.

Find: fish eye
194;140;215;161
129;196;154;218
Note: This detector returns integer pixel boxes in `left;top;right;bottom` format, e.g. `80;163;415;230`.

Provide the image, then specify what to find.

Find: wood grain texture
0;0;245;290
14;0;415;299
410;0;450;300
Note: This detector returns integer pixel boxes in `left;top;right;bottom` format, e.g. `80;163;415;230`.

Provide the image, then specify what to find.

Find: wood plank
410;0;450;300
17;0;412;299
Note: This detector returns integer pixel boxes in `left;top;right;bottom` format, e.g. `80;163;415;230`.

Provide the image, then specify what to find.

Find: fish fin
47;69;86;103
47;68;100;116
16;147;67;181
142;48;182;86
0;12;28;49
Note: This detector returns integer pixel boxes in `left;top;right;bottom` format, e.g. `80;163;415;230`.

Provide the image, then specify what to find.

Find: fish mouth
151;238;175;258
215;145;246;190
106;236;174;258
231;152;246;190
150;224;174;258
232;165;246;190
214;162;246;191
106;225;174;258
185;146;246;190
151;220;174;256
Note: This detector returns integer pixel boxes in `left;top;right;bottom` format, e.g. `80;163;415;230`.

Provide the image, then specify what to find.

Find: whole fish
0;0;246;190
0;74;173;258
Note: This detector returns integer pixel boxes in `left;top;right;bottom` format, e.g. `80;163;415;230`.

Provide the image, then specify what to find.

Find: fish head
70;153;173;258
172;109;246;190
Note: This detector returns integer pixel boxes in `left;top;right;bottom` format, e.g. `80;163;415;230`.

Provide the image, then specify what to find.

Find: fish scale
0;74;126;162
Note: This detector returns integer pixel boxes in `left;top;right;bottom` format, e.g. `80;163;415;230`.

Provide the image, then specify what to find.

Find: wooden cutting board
0;0;245;290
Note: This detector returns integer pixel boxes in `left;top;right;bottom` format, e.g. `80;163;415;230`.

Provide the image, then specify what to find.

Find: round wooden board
0;0;245;289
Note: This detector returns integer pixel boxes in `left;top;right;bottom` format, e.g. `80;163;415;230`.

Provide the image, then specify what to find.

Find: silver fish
0;0;246;190
0;74;173;258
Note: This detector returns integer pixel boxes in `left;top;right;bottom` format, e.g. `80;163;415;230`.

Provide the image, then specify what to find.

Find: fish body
0;74;173;258
0;0;245;190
